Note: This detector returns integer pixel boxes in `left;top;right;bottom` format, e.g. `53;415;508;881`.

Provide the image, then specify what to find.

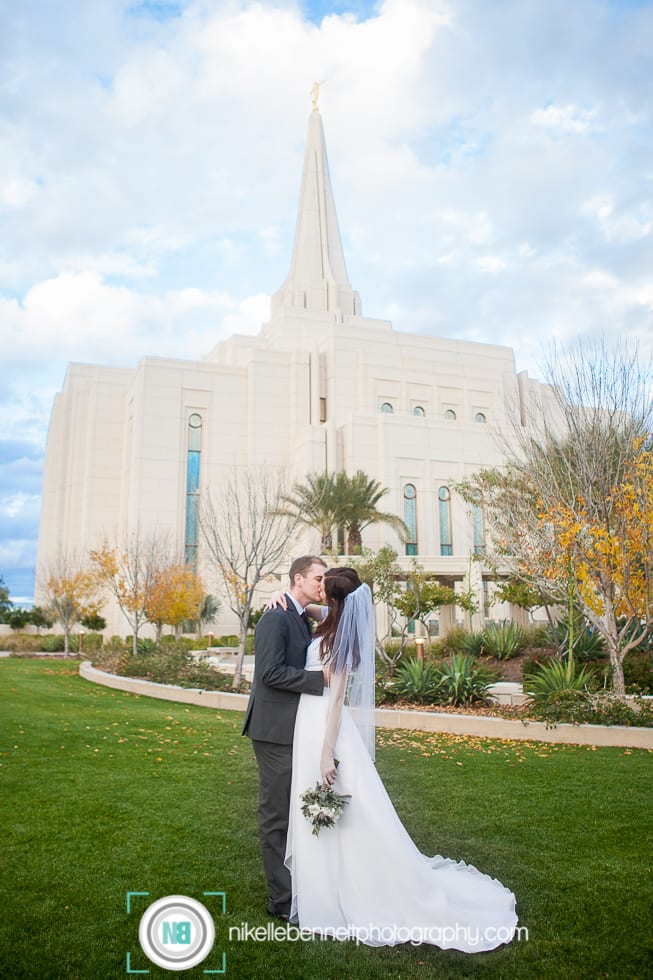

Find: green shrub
211;634;240;647
623;652;653;695
114;642;250;691
136;637;156;654
374;657;399;704
81;633;103;652
440;625;468;654
522;622;555;648
40;635;66;653
528;689;653;727
526;659;596;703
106;635;128;653
392;657;440;703
481;621;529;660
431;654;497;706
158;635;207;651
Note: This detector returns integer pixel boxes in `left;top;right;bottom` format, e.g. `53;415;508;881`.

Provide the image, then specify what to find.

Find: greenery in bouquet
300;763;351;836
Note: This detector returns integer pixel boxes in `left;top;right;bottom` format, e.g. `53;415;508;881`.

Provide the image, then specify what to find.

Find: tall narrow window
438;486;453;556
472;495;485;555
380;401;394;414
185;413;202;568
404;484;417;556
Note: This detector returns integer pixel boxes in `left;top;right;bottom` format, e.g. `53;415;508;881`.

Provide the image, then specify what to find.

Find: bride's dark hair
315;566;362;667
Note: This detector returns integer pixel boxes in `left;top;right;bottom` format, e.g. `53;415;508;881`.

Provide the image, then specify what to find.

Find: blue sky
1;0;652;604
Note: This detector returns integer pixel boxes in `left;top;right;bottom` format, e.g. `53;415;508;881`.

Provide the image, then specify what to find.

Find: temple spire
271;108;361;318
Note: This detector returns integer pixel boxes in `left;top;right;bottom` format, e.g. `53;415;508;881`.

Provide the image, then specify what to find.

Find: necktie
301;611;311;634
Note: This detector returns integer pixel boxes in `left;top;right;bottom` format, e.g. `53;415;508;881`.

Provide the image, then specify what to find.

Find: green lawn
1;658;651;980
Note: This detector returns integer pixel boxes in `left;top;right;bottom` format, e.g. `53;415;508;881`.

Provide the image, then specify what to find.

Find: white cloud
0;271;265;373
0;177;40;209
476;256;508;274
530;103;600;134
2;492;40;521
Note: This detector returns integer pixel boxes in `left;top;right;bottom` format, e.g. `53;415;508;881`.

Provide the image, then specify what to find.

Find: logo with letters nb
138;895;215;971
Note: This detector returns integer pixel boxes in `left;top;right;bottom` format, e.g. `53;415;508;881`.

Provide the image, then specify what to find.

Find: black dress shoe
268;907;291;922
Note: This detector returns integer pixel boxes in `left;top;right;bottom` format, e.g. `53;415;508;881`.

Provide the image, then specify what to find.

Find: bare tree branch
199;467;301;686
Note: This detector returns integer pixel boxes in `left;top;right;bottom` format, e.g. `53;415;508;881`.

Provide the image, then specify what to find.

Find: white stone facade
36;108;541;636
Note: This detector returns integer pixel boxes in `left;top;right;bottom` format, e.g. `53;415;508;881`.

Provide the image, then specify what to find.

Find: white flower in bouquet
300;761;351;836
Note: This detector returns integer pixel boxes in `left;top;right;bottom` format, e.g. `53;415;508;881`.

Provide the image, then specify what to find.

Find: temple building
36;105;545;635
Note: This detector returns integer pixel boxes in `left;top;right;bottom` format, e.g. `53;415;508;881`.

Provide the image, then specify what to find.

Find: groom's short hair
289;555;327;585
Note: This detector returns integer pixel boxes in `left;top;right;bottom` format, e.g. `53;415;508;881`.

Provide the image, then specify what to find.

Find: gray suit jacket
242;600;324;744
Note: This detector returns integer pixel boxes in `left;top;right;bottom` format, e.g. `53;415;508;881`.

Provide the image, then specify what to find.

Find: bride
282;566;518;952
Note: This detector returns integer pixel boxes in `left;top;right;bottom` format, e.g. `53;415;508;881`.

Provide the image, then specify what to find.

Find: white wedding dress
285;638;518;952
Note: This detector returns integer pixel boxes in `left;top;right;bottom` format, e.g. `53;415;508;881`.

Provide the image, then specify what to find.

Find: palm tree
278;472;341;552
196;594;221;636
336;470;408;554
280;470;407;555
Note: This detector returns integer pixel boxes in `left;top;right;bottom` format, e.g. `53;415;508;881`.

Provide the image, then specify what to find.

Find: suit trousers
252;738;293;916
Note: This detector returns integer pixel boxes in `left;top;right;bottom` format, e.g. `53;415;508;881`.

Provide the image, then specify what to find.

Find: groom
242;555;327;920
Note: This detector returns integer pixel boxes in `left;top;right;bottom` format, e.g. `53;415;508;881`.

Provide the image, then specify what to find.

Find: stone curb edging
79;662;653;750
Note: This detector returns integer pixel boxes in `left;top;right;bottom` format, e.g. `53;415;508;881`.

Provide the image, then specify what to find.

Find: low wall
79;663;653;749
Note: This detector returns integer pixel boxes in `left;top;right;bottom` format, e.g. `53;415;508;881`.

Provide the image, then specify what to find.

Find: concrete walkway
79;661;653;750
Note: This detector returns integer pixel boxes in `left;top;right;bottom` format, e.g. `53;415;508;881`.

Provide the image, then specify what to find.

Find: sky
1;0;652;604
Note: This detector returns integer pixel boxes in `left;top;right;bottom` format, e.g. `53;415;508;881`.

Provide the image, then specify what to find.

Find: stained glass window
185;414;202;568
438;486;452;556
404;484;417;556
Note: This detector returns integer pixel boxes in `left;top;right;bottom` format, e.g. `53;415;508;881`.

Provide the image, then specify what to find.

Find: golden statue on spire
310;81;320;111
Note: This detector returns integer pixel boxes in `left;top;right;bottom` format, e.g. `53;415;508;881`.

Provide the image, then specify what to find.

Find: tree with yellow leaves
462;338;653;697
538;443;653;694
144;564;205;640
41;554;103;655
91;530;171;655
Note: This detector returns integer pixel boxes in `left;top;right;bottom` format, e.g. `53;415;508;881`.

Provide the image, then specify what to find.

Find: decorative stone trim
79;662;653;750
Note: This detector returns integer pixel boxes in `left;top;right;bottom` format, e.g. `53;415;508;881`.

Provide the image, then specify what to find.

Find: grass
1;658;651;980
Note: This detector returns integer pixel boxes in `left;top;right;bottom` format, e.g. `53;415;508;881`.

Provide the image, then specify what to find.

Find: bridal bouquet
300;764;350;836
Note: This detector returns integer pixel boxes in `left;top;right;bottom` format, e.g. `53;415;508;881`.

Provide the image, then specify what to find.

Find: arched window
413;405;425;417
403;484;417;556
444;409;456;420
475;412;487;423
185;413;202;568
438;486;453;556
380;402;394;414
472;494;485;555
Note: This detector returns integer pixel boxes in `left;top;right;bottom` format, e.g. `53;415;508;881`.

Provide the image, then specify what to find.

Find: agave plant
479;621;529;660
462;630;486;657
432;654;495;706
549;616;606;662
392;657;440;703
526;659;595;704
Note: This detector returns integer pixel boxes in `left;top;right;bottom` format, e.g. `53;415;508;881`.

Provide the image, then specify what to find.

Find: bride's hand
264;590;287;611
321;754;337;789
